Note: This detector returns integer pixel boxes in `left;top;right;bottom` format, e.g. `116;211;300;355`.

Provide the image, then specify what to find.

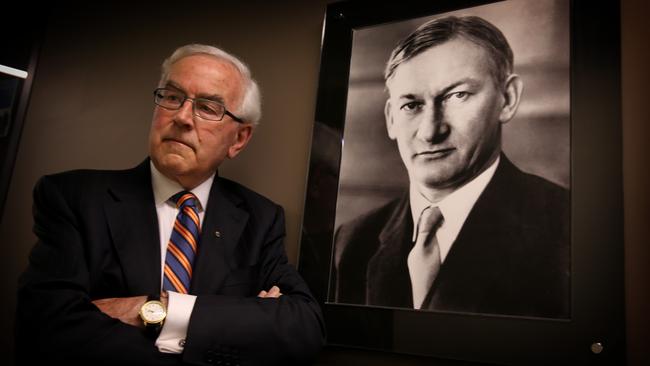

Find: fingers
257;286;283;298
268;286;282;297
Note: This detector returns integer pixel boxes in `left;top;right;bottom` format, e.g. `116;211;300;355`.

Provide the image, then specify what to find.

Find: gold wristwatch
139;295;167;337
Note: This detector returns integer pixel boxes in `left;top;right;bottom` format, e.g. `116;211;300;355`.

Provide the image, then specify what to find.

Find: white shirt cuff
155;292;197;353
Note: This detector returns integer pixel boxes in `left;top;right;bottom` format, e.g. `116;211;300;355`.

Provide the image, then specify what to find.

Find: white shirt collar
409;156;500;262
150;160;214;212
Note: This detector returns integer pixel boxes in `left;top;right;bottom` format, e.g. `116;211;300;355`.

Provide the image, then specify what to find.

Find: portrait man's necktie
163;191;200;294
407;206;443;309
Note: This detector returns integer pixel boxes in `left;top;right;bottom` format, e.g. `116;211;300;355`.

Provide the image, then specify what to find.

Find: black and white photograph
330;0;571;319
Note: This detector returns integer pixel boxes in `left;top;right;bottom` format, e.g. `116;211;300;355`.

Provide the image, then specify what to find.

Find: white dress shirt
409;157;500;263
150;161;214;353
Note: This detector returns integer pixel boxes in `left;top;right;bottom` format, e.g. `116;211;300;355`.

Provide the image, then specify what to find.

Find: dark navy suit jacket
16;159;324;365
334;155;570;319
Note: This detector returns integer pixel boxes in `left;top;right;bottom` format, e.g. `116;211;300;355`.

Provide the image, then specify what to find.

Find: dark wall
620;1;650;365
0;1;647;365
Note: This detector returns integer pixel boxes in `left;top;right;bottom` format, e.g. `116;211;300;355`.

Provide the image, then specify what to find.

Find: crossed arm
16;174;324;365
92;286;283;329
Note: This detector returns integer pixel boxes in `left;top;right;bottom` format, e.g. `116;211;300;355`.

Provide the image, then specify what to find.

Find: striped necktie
163;191;200;294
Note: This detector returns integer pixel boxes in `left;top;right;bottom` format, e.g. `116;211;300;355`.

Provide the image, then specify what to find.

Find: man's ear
498;74;524;124
227;124;254;159
385;99;397;140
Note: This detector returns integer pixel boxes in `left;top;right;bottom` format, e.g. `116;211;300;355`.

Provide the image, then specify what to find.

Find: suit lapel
366;195;414;308
191;177;249;295
104;160;161;295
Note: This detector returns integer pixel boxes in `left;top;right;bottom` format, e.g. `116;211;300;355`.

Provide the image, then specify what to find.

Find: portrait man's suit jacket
16;159;324;366
334;155;570;319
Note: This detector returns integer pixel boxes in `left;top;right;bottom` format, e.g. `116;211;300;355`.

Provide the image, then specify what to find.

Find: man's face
149;54;252;188
385;37;518;196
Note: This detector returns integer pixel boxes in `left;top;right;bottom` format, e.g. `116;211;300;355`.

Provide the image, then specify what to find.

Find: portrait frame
297;0;624;365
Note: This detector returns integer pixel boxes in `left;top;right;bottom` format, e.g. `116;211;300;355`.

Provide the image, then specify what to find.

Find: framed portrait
298;0;624;364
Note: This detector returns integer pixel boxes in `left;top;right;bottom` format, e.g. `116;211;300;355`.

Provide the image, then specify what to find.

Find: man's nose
173;99;195;127
415;105;447;142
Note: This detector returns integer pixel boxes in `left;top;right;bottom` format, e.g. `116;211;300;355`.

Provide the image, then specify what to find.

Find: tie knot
417;206;442;234
171;191;198;209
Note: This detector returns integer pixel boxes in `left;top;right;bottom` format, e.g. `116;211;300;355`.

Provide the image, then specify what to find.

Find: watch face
142;301;166;322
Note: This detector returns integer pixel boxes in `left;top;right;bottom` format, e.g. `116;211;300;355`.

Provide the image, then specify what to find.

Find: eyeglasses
153;88;244;123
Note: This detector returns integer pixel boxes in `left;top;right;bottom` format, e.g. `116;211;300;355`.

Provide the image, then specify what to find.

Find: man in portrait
333;15;570;318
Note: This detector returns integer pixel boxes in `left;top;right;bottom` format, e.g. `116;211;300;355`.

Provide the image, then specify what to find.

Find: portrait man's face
149;54;252;186
384;37;521;196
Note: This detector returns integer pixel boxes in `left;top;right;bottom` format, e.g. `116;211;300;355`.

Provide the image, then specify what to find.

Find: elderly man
16;44;324;365
334;16;570;319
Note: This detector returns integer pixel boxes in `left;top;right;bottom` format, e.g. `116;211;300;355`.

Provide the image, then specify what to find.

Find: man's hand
92;294;168;328
257;285;282;298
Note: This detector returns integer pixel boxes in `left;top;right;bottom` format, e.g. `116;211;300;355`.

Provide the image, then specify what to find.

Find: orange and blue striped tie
163;191;200;294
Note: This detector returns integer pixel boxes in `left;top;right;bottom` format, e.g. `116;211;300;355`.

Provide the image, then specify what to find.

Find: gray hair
159;44;262;125
385;16;514;88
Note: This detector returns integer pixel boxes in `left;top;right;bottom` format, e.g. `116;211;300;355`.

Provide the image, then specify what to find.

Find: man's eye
198;103;219;115
165;94;182;102
400;101;423;112
444;91;469;101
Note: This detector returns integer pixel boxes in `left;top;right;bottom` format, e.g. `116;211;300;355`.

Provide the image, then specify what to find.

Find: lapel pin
214;230;222;238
